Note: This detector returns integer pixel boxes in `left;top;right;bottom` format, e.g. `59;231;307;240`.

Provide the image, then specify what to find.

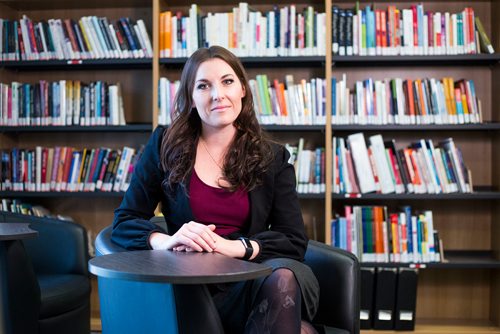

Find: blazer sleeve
111;126;167;250
249;145;308;263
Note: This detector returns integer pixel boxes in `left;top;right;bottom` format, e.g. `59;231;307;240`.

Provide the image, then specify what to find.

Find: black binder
360;268;375;329
373;267;397;330
394;268;419;330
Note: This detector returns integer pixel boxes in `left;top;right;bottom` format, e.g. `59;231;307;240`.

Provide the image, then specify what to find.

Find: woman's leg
244;268;301;334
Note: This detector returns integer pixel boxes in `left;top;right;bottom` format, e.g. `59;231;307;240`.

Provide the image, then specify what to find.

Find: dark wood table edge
0;222;38;241
88;250;273;284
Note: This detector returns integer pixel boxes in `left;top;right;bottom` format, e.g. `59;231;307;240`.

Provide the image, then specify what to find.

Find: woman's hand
209;234;260;260
149;221;218;252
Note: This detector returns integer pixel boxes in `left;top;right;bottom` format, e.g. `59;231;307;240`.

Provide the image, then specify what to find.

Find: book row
332;206;442;264
332;4;494;56
334;134;472;195
332;75;482;125
0;145;144;193
285;139;325;194
0;16;152;61
159;73;483;126
159;75;328;126
0;80;126;126
1;198;56;219
159;3;326;58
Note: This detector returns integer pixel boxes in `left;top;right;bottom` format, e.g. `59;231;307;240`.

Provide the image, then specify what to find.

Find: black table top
89;250;272;284
0;222;38;241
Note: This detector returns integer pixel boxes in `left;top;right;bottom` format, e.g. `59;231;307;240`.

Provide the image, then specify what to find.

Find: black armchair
95;217;360;334
0;213;91;334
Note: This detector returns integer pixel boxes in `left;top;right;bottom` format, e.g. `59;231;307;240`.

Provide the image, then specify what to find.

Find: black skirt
209;258;320;333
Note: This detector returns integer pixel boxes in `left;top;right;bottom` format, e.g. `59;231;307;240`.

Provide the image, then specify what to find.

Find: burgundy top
189;169;250;236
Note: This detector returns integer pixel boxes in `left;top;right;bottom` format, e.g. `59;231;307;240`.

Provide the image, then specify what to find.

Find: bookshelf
1;0;499;332
327;0;500;332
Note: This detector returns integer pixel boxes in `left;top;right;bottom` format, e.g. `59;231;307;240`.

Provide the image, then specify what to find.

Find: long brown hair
160;46;274;192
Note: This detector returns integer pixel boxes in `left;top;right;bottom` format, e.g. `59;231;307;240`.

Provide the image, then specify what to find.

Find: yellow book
228;12;234;49
447;77;457;117
159;12;165;57
165;11;172;57
78;19;93;54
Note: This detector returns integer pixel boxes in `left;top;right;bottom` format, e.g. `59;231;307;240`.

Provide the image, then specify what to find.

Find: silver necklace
200;139;224;170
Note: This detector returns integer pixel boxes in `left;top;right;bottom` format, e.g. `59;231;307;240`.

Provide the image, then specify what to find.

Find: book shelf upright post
324;0;333;246
491;1;500;326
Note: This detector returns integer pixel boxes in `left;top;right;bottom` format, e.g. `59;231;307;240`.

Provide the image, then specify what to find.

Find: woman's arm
112;126;220;252
246;145;308;262
111;126;167;250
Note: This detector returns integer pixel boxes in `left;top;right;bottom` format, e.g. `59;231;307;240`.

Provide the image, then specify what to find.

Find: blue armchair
94;217;360;334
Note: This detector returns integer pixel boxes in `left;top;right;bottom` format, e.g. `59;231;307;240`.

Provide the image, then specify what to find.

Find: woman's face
192;58;246;131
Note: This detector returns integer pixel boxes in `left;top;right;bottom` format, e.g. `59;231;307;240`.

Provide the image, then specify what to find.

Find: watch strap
238;237;253;260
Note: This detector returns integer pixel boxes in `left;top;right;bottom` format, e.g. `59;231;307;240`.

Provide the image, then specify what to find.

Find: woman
112;46;319;334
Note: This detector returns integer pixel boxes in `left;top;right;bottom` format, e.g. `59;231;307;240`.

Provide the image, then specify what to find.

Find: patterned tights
244;268;317;334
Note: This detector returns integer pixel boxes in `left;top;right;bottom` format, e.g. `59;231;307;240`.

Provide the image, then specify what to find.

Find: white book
347;133;376;193
369;134;395;194
91;16;111;58
119;147;136;192
83;16;104;59
58;80;66;126
20;16;33;60
290;5;297;56
108;85;119;125
35;146;42;192
133;24;147;58
11;82;20;126
137;19;153;58
102;18;120;58
108;24;125;59
419;139;442;193
427;140;450;193
113;146;134;192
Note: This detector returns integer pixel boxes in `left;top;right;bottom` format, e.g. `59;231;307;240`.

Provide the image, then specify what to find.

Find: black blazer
111;126;308;263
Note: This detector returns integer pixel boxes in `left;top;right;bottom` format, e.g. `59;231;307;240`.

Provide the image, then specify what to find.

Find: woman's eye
196;83;208;90
223;79;234;85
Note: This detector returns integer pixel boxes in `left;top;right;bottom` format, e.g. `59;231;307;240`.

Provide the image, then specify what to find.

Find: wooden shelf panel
0;0;150;10
332;189;500;200
360;251;500;269
0;191;324;200
0;191;125;198
0;59;152;70
160;56;326;68
331;123;500;132
332;54;500;67
0;124;152;133
262;125;325;132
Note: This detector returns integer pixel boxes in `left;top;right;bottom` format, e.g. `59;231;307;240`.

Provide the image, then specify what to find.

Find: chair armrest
95;225;127;256
22;217;89;276
304;240;360;334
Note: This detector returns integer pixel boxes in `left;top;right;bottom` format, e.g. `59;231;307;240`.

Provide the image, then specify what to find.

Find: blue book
401;206;413;261
339;217;347;250
331;77;337;120
417;4;424;52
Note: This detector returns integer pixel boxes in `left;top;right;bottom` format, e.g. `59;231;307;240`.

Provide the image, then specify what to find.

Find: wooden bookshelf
327;0;500;332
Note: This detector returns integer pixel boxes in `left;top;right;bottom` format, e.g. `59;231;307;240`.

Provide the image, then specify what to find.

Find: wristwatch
238;237;253;260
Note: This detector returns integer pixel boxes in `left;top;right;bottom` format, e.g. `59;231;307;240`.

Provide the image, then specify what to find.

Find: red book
64;19;80;55
61;147;74;191
41;147;48;190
